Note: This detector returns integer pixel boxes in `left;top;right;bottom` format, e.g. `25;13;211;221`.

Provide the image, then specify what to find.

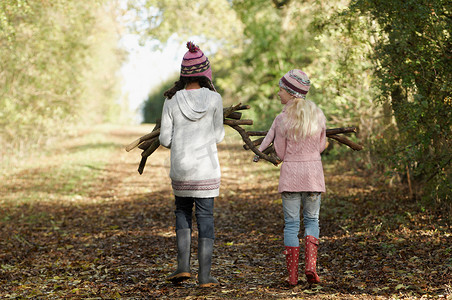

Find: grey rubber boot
166;228;191;282
197;238;219;287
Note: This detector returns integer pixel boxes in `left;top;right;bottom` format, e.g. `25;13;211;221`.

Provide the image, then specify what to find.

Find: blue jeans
174;196;215;239
282;192;321;247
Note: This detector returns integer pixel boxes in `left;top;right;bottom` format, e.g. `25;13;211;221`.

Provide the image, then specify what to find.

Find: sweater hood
176;88;210;121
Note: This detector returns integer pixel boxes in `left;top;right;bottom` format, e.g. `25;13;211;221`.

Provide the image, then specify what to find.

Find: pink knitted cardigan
258;106;327;193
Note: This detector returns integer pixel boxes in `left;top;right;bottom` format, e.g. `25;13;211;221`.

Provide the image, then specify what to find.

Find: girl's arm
159;99;173;148
319;126;326;152
273;126;286;160
318;110;327;152
254;115;285;162
258;117;277;152
213;96;225;143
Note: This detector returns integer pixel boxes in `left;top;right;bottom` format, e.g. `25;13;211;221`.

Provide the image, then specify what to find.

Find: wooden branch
125;121;161;152
243;127;362;151
235;105;251;111
230;124;281;165
138;138;160;174
138;137;157;150
124;120;162;174
141;138;160;158
137;157;148;175
263;145;274;154
244;127;359;139
243;137;264;150
125;129;160;152
326;127;357;135
223;103;249;119
224;119;253;126
126;103;363;173
328;134;364;151
246;131;268;136
226;111;242;120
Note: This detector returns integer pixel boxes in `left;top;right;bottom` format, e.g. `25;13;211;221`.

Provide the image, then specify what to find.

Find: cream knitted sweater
159;88;225;198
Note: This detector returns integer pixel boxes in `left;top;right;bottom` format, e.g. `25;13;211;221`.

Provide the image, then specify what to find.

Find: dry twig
126;104;363;173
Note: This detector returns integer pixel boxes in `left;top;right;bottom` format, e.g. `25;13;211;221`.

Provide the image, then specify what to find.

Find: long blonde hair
283;98;322;141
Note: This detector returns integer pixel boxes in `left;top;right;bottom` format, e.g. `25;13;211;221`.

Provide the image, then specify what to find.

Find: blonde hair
283;98;322;141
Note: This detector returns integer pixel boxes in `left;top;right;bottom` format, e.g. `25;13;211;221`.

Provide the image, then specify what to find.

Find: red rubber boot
283;246;300;286
304;235;320;284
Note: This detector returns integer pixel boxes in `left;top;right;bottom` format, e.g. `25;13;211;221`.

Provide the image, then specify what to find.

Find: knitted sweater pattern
159;88;225;197
259;108;327;193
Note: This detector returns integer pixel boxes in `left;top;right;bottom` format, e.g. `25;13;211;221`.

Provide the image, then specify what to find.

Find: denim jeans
281;192;321;247
174;196;215;239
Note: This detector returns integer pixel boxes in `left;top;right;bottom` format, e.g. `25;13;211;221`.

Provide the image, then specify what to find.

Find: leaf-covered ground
0;124;450;299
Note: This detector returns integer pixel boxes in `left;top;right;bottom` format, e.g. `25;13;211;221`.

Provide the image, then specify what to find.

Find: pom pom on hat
186;41;200;53
180;41;212;81
279;69;311;99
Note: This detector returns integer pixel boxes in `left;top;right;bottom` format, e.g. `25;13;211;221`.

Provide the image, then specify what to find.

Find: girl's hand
253;155;260;162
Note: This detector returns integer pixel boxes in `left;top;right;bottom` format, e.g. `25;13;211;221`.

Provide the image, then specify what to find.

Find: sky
118;34;186;123
116;0;214;124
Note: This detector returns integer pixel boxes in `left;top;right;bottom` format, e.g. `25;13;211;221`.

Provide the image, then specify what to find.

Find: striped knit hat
180;41;212;81
279;69;310;99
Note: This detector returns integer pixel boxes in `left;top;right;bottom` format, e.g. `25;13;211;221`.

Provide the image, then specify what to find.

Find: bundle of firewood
125;103;363;174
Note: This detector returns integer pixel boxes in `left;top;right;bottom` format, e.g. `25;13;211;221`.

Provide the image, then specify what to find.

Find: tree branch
126;103;363;173
230;124;281;165
125;121;160;152
328;134;363;151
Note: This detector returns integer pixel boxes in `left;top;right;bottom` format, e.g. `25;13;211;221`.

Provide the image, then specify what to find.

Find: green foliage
347;0;452;203
130;0;450;204
125;0;243;48
224;0;380;153
142;74;178;123
0;0;126;159
130;0;379;146
125;0;245;121
225;0;317;129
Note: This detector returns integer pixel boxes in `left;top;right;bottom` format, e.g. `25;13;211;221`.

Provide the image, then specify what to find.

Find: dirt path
0;125;450;299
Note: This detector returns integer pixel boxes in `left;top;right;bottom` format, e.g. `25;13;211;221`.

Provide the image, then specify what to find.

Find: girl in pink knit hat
254;69;327;286
160;42;224;287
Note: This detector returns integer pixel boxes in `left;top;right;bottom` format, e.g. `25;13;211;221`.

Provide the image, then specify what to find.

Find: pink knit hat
279;69;310;99
180;41;212;81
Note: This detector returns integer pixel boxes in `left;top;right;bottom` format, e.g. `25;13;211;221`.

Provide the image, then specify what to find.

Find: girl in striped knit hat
160;42;224;287
254;69;327;286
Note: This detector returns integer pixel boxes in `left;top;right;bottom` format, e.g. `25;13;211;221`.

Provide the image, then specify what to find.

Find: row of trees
137;0;451;204
348;0;451;204
1;0;449;203
0;0;129;159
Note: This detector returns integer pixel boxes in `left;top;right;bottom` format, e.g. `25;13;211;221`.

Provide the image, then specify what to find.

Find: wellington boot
283;246;300;286
198;238;219;288
167;229;191;282
304;235;320;284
